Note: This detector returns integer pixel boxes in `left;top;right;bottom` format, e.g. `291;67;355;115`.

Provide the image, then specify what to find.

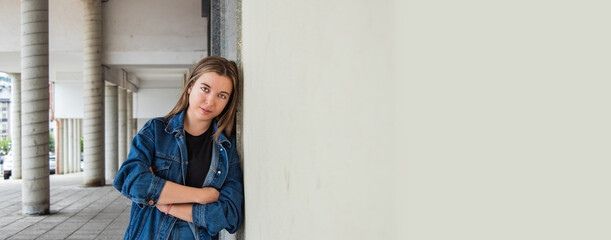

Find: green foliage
0;138;10;155
49;131;55;152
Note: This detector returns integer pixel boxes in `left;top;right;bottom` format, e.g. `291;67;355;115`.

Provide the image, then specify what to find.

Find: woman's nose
205;94;215;106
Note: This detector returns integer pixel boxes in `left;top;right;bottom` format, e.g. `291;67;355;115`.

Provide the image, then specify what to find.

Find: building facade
0;74;10;141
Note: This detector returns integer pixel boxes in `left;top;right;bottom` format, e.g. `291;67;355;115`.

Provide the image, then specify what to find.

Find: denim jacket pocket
153;152;177;180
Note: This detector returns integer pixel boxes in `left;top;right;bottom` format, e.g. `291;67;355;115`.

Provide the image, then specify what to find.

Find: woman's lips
201;107;212;114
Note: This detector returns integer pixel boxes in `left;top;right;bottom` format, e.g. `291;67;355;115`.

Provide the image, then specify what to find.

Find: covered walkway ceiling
0;0;207;93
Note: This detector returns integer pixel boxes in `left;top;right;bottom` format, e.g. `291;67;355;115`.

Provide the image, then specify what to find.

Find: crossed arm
151;168;220;222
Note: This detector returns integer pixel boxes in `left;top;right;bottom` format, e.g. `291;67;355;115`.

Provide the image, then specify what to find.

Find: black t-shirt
185;126;213;188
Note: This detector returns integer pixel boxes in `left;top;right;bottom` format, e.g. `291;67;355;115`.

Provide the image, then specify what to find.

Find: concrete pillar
20;0;50;215
126;90;132;150
67;119;71;173
82;0;104;186
71;119;75;173
132;119;137;139
73;119;78;173
209;0;221;56
209;0;240;60
118;88;126;167
60;120;64;174
130;92;136;140
58;120;61;174
67;119;73;173
66;119;71;173
105;84;118;183
62;119;68;174
72;119;76;173
54;120;59;174
56;119;62;174
77;119;81;172
8;73;21;179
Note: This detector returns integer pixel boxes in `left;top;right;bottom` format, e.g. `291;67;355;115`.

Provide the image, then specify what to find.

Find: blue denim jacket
113;110;244;240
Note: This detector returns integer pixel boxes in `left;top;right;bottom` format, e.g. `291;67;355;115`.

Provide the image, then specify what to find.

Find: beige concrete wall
0;0;21;52
243;0;611;239
401;0;611;239
102;0;207;65
242;1;403;239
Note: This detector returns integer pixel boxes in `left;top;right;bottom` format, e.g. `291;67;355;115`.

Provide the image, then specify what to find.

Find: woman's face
186;72;233;124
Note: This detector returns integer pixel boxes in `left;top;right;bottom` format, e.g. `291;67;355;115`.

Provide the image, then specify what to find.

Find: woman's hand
156;203;169;213
198;187;220;204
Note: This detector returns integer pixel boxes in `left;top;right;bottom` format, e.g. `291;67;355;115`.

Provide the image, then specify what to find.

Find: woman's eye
219;94;226;99
201;87;209;93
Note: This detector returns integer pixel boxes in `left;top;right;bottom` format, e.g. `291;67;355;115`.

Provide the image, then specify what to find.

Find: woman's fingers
204;187;220;203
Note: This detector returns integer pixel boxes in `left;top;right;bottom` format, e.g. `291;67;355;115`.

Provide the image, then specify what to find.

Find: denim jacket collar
164;109;232;148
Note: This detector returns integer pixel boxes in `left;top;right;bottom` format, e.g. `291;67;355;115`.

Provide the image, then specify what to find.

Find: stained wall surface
242;0;610;239
242;1;400;239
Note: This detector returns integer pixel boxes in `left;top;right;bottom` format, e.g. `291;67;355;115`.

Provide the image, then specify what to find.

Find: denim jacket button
217;170;221;175
148;200;154;206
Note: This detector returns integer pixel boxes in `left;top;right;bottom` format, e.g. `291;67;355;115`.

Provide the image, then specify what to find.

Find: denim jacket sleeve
113;120;167;208
192;137;244;235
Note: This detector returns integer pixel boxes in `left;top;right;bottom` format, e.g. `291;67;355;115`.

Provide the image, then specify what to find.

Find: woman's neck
184;112;212;136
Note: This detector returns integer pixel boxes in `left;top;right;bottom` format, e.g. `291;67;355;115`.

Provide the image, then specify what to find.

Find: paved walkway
0;173;131;240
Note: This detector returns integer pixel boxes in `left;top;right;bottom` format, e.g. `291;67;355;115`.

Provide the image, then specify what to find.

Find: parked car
3;152;57;179
49;152;56;175
3;151;12;179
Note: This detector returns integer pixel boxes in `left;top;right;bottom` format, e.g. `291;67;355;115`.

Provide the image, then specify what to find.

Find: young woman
114;56;243;240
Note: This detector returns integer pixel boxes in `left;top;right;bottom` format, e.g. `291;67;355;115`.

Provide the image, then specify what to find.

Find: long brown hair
164;56;239;141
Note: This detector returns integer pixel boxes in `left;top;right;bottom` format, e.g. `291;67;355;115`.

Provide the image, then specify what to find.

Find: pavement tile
66;234;100;240
0;173;130;240
35;234;71;240
95;236;123;240
6;234;42;240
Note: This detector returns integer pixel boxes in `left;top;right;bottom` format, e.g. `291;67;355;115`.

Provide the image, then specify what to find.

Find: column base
22;205;50;216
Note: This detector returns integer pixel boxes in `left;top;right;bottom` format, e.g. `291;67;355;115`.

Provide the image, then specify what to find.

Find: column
118;88;126;166
72;118;81;173
77;119;81;172
132;119;137;140
20;0;50;215
67;119;73;173
73;119;78;173
73;118;78;173
209;0;239;60
56;119;62;174
126;90;132;151
62;119;68;174
57;118;68;174
105;84;118;182
82;0;104;186
8;73;21;179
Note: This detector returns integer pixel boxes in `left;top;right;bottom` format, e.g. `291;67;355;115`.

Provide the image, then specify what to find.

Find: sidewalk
0;173;131;240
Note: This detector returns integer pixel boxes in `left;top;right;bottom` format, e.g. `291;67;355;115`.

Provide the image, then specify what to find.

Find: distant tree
49;130;55;152
0;138;10;155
